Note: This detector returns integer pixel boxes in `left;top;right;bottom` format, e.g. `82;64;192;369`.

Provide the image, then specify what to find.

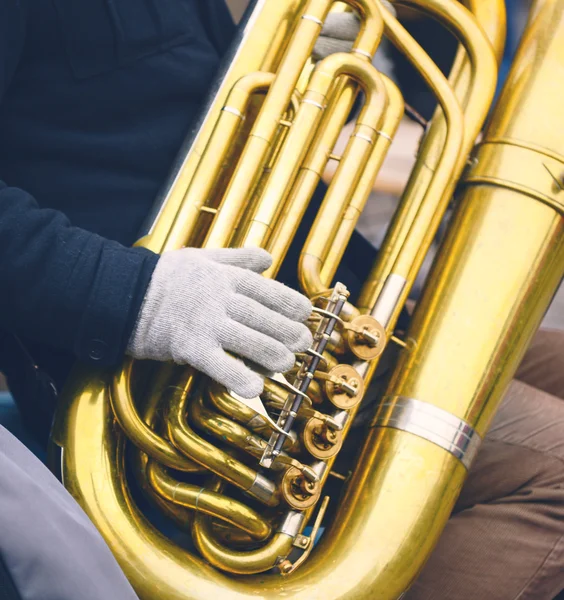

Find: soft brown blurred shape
226;0;249;22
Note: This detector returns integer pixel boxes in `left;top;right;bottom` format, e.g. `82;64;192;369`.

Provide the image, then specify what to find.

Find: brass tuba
49;0;564;598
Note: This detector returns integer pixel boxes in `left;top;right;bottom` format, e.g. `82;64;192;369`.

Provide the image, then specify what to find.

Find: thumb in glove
312;3;396;78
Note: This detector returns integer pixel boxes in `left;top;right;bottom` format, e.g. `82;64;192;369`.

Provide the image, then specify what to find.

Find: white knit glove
127;247;313;398
313;3;396;77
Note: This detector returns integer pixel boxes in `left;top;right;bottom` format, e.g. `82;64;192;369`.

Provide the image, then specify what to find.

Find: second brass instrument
50;0;564;598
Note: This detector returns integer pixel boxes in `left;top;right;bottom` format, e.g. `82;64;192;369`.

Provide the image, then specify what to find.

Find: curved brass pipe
133;452;196;532
298;53;389;296
265;77;360;277
204;0;337;248
128;368;202;528
358;0;499;312
192;515;296;576
320;75;405;288
166;382;279;506
206;0;384;250
111;359;198;471
147;463;272;541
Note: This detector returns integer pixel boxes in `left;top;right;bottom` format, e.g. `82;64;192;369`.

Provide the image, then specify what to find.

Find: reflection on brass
49;0;564;597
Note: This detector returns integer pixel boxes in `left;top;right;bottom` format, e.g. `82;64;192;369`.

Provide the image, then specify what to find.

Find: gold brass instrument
49;0;564;598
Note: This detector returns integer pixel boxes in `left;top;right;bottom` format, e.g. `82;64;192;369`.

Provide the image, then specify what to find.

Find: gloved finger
220;320;297;374
198;348;265;399
199;247;273;273
228;294;313;352
236;271;312;323
319;12;360;41
312;37;354;62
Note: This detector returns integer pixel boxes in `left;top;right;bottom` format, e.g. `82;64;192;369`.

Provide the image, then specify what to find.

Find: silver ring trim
377;130;393;142
354;132;374;144
352;48;373;60
194;488;205;512
248;473;277;505
277;511;305;537
222;106;244;119
371;396;482;469
302;99;325;110
302;14;323;26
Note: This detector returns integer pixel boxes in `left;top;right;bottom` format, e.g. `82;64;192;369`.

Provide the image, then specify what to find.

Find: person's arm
0;2;158;367
0;186;159;365
0;1;312;399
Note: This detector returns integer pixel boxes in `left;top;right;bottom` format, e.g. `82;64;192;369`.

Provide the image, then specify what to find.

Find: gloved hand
127;247;313;398
313;3;396;77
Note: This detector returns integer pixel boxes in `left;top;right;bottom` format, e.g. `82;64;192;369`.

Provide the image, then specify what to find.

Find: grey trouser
0;426;139;600
407;329;564;600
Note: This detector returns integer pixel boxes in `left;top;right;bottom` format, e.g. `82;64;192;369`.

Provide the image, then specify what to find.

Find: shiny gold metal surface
49;0;564;597
324;364;365;409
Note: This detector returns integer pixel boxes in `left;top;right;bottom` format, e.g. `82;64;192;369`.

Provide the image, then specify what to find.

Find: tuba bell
49;0;564;598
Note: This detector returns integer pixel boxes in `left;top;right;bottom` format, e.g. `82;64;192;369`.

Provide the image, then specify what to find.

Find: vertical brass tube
161;73;275;252
265;78;359;278
203;0;336;249
358;0;499;312
320;75;404;287
298;54;390;295
145;0;311;253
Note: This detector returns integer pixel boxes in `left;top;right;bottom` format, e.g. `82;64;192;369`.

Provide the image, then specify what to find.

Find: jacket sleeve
0;0;159;367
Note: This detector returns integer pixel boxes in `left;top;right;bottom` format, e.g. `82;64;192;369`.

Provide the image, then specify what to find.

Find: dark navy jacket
0;0;236;437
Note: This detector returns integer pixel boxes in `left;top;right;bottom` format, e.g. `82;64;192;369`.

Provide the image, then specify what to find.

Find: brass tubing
190;392;267;458
110;359;197;472
208;384;270;431
241;4;385;253
203;0;335;248
166;382;279;506
205;0;384;250
388;0;497;282
130;368;202;528
132;452;195;532
358;0;497;312
144;1;311;253
265;78;359;277
163;73;276;252
147;463;272;541
200;394;299;450
239;88;332;249
298;53;390;295
192;516;295;576
320;75;405;287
